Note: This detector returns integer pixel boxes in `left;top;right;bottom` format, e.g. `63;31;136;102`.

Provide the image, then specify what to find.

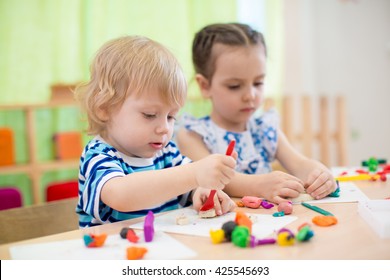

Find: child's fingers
277;171;304;185
306;171;336;199
231;150;238;160
191;189;204;211
310;179;336;199
305;168;322;187
306;170;328;190
214;191;236;215
272;196;291;205
283;179;305;194
277;187;302;200
213;194;223;216
220;197;236;214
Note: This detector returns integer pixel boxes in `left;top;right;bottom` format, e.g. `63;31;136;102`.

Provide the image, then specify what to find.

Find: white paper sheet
302;181;369;204
131;208;297;239
10;231;197;260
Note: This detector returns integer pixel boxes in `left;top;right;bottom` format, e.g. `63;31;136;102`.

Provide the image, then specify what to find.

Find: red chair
0;187;23;210
46;180;78;202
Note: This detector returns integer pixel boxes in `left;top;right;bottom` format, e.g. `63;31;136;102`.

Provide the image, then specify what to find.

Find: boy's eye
143;113;156;119
168;115;177;121
228;84;240;90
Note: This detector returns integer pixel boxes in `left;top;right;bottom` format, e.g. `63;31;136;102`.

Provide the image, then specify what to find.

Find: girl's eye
143;113;156;119
254;81;264;87
228;85;240;90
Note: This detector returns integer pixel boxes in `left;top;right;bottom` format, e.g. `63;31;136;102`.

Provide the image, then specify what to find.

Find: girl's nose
243;87;256;101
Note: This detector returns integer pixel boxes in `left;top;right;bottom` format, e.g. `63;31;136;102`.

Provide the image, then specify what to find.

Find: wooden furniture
0;198;78;244
0;181;388;259
264;95;348;167
0;100;80;205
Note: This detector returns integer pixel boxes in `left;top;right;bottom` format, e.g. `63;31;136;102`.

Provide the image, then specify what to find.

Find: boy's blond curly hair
75;36;187;137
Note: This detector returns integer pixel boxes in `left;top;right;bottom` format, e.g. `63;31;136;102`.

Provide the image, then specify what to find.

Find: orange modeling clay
83;233;108;247
126;246;148;260
312;215;338;227
234;210;252;233
236;201;245;207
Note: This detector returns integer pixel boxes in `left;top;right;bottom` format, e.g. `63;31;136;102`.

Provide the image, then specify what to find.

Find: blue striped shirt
76;136;192;227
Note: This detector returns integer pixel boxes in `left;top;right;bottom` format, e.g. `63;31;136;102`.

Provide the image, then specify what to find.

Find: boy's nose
156;120;170;134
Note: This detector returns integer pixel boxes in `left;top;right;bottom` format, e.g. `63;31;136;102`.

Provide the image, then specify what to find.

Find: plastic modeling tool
199;189;217;212
301;202;334;216
199;140;236;218
225;140;236;157
335;174;380;182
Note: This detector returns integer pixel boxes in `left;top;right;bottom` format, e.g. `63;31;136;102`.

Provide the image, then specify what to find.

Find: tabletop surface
1;181;389;260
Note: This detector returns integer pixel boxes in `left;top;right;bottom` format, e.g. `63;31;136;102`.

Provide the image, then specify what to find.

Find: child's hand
304;168;337;199
193;154;236;190
261;171;305;204
192;188;236;216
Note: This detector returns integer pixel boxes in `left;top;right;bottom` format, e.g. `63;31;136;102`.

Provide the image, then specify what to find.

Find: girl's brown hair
192;23;266;81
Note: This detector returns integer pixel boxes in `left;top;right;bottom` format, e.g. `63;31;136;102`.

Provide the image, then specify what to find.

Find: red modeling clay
126;229;139;243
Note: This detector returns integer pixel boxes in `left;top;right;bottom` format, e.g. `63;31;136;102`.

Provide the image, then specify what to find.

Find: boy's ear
96;106;109;122
195;74;211;98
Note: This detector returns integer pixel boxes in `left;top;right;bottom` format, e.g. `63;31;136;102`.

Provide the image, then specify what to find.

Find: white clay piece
291;193;314;203
175;214;190;225
198;208;217;219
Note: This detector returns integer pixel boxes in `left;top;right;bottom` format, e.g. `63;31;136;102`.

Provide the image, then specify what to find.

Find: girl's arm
275;129;337;199
176;128;211;159
177;128;305;204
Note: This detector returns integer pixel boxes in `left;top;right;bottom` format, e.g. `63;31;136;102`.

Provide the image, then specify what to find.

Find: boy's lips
240;107;255;113
149;142;164;149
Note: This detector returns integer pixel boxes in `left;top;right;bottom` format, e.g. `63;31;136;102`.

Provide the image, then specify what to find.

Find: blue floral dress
180;109;279;174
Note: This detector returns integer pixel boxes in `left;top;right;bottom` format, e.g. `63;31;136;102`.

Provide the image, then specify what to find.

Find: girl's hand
192;188;236;216
261;171;305;204
192;154;236;190
304;168;337;199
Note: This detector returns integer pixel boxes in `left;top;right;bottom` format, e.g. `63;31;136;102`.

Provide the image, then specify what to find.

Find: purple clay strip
278;228;295;237
257;238;276;245
144;210;155;242
260;200;275;209
249;235;257;248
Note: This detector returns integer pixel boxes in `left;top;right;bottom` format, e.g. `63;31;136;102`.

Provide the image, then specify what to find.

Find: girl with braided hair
177;23;337;204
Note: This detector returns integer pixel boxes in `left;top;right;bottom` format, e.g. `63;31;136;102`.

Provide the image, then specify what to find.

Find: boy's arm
101;154;235;212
